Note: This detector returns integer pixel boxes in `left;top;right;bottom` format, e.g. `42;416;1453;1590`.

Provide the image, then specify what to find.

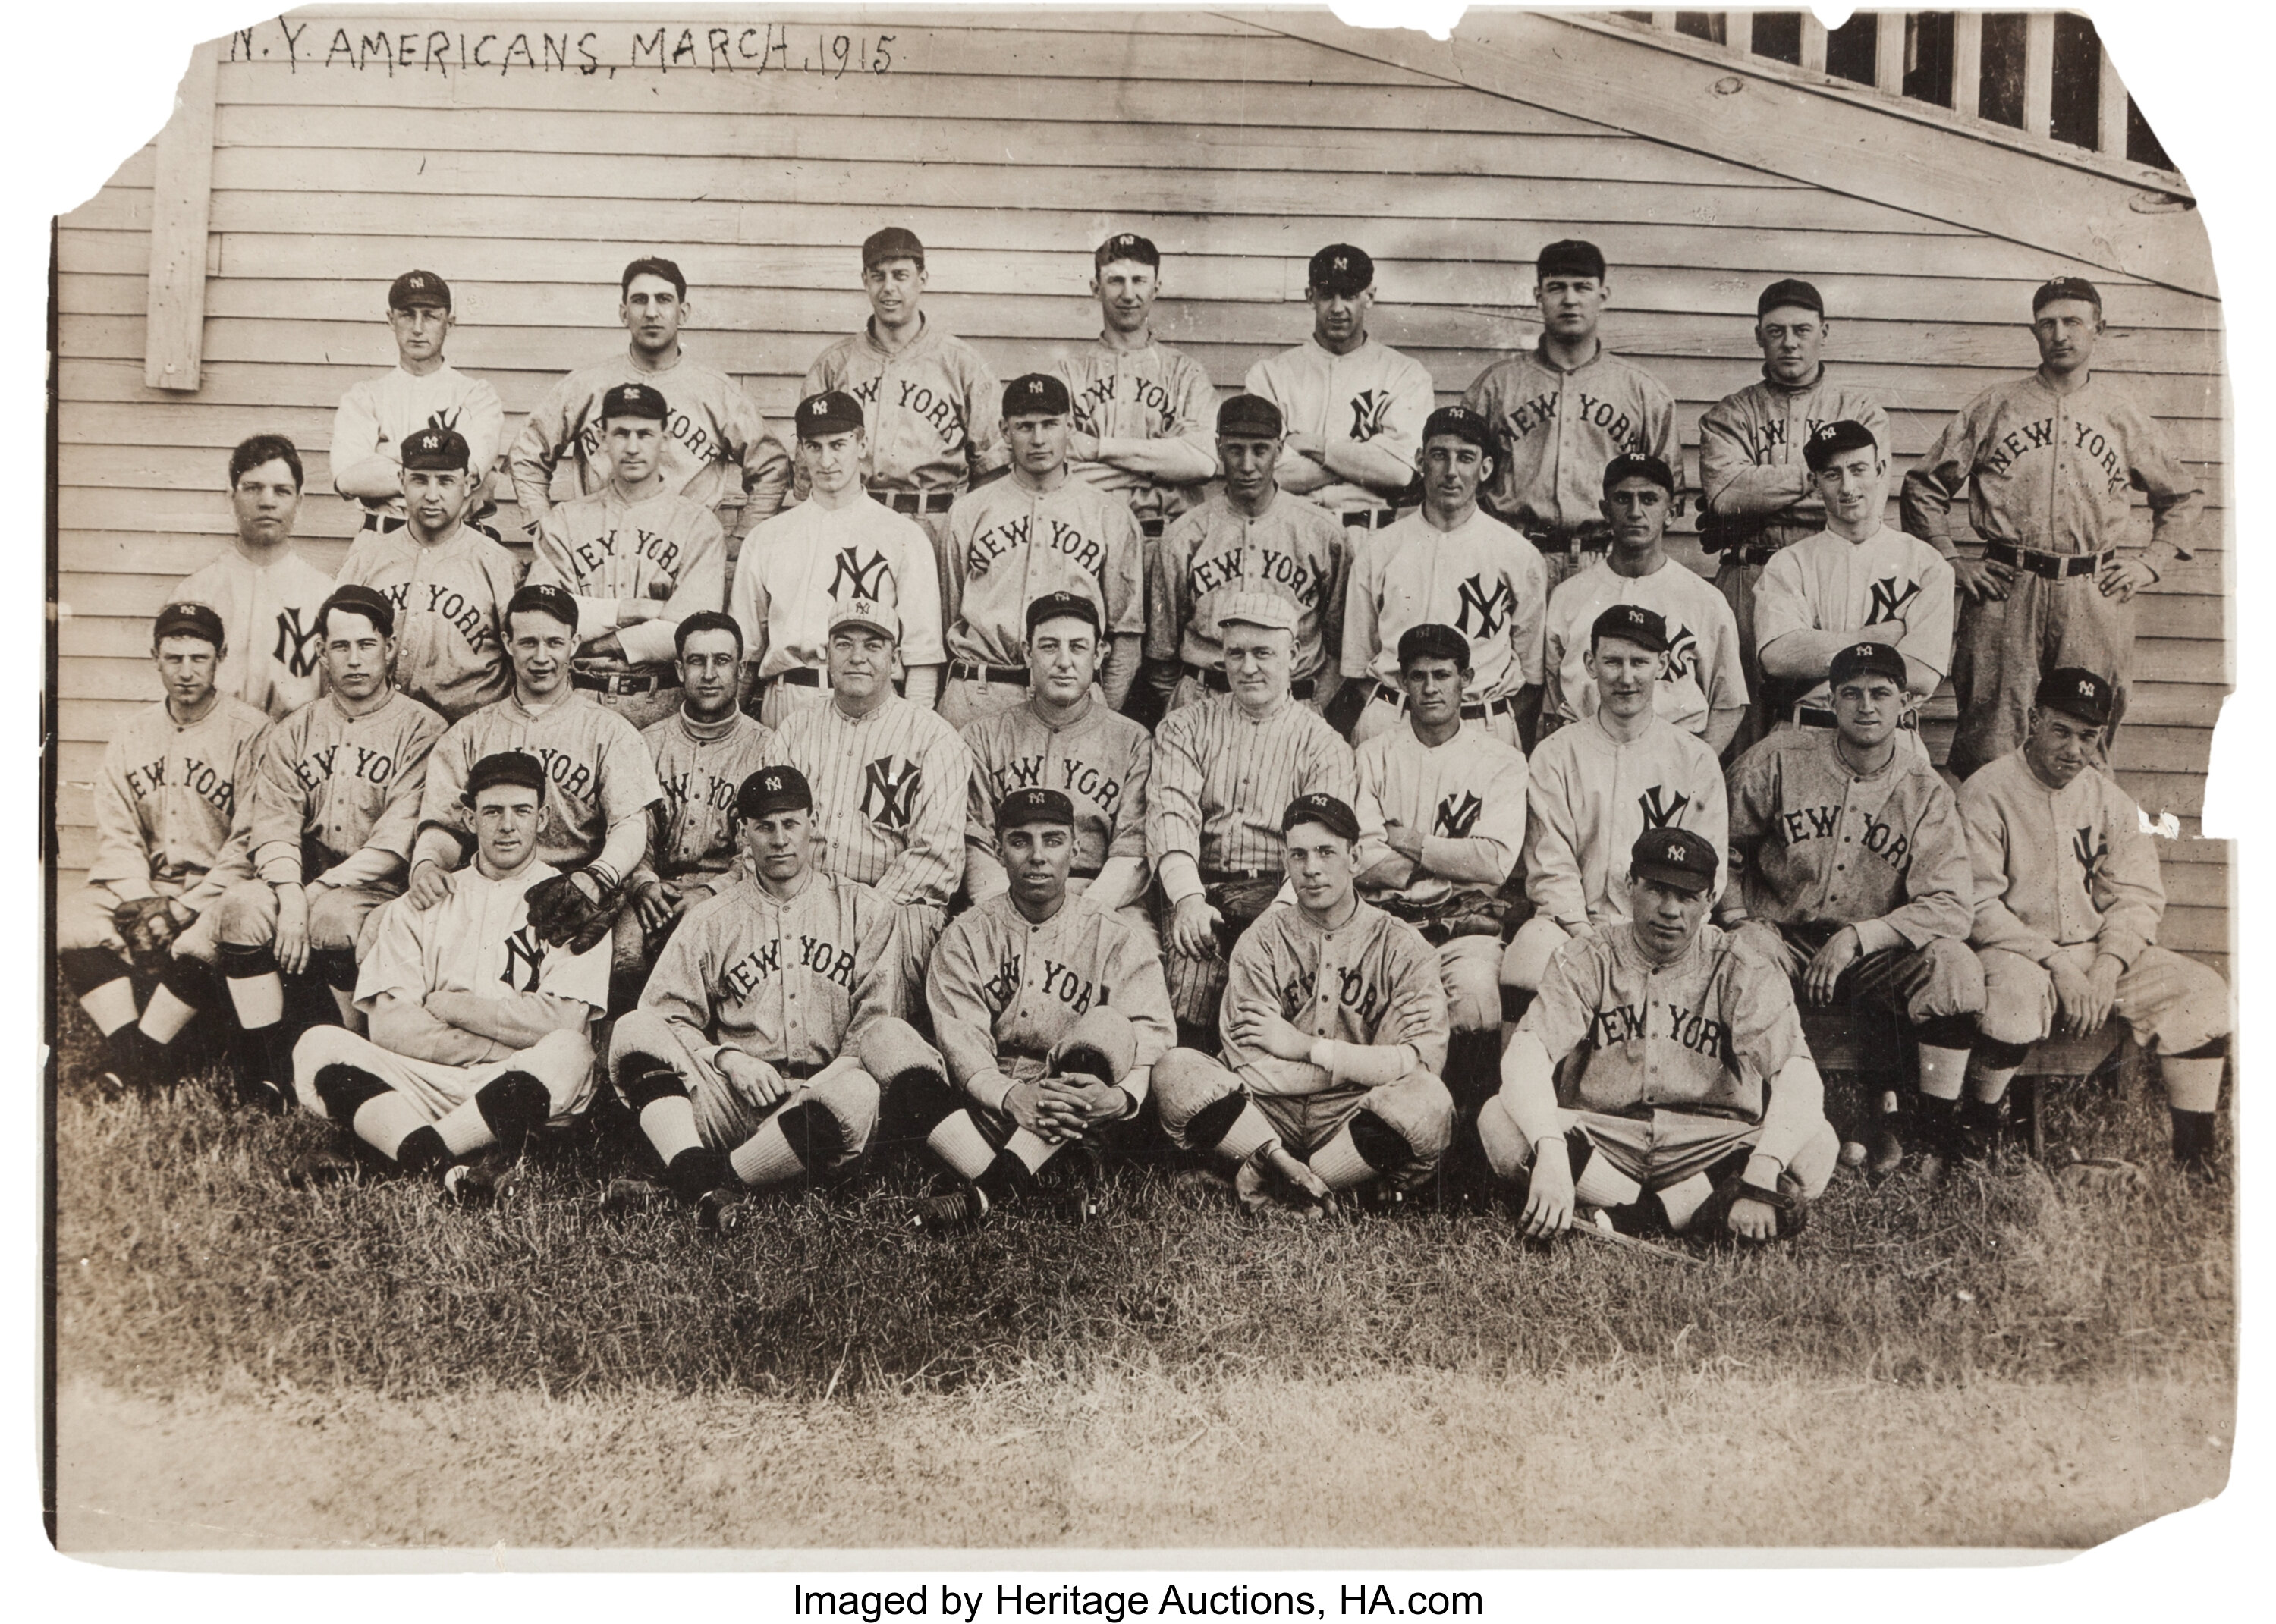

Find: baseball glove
523;869;617;953
1693;1171;1807;1241
113;895;179;959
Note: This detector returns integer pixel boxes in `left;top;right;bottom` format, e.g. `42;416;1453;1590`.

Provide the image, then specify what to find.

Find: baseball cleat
599;1177;668;1214
695;1186;747;1233
1838;1139;1869;1170
442;1150;521;1206
1867;1123;1906;1180
237;1076;290;1115
910;1185;991;1232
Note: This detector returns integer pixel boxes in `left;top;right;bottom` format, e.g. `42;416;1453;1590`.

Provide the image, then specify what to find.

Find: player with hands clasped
1153;793;1454;1214
174;434;338;721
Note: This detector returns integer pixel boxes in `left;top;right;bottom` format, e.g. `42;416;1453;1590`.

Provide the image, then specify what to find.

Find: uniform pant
58;881;223;965
1737;922;1984;1026
1159;875;1284;1029
1502;914;1583;994
752;676;835;732
292;1025;596;1126
1152;1047;1454;1190
1480;1101;1839;1202
587;681;683;734
1366;895;1511;1032
1950;570;2133;779
607;1007;879;1170
211;878;398;966
936;673;1033;732
1976;942;2229;1056
1712;553;1772;761
1350;691;1522;751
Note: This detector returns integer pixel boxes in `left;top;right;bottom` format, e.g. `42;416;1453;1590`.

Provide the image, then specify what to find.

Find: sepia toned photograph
42;4;2238;1561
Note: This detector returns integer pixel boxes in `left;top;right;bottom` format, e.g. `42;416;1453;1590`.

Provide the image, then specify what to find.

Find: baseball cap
1536;239;1608;281
1308;243;1374;297
506;582;579;631
1282;792;1360;843
862;226;925;269
1216;394;1284;438
1602;453;1675;495
1215;591;1298;635
1096;232;1160;270
1422;404;1493;454
388;270;451;312
1003;373;1071;419
601;382;668;421
1756;278;1825;319
1590;602;1668;655
2036;667;2114;727
318;583;395;639
796;391;864;440
400;427;471;471
1395;622;1470;670
1026;590;1102;637
1630;826;1718;896
152;600;225;649
464;750;546;802
737;765;813;820
996;787;1076;834
2032;275;2102;315
1803;419;1878;473
1828;640;1907;689
830;595;899;642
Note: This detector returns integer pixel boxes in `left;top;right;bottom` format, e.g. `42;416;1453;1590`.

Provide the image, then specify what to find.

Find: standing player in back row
1463;240;1677;592
173;435;338;721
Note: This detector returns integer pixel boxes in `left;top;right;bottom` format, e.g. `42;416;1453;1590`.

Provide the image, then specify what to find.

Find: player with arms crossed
1901;277;2202;777
174;435;337;721
1482;827;1838;1242
330;271;505;542
291;751;607;1201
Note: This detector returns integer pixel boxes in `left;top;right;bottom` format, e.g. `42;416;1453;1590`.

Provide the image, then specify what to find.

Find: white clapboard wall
52;8;2229;972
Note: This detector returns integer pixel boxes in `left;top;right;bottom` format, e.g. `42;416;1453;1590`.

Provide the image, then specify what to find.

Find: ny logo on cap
1812;424;1841;442
762;771;786;793
1026;379;1045;394
1333;256;1349;271
1853;644;1875;659
1114;235;1136;248
807;399;828;416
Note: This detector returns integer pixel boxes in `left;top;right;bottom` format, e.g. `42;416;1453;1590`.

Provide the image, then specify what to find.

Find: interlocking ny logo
424;404;463;435
272;606;322;678
1637;784;1690;830
1663;624;1701;683
860;756;923;832
1349;388;1393;441
2072;825;2107;890
1454;572;1514;641
500;925;545;993
1866;576;1922;626
1435;790;1484;839
826;547;892;602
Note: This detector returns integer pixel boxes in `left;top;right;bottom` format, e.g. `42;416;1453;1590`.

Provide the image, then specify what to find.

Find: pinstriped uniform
762;694;970;910
1146;493;1347;699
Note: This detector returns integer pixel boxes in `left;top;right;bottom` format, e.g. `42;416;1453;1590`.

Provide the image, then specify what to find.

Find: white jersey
1544;556;1746;735
1341;507;1547;702
356;858;609;1014
172;546;338;721
331;362;507;521
1243;335;1434;514
1523;712;1727;930
762;694;971;909
728;495;947;683
1753;524;1957;712
1353;724;1529;906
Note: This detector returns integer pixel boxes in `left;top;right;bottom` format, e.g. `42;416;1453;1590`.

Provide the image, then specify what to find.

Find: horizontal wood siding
51;11;2228;972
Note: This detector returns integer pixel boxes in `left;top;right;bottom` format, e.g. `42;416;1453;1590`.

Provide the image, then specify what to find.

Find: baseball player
525;380;728;731
938;373;1145;727
615;612;775;992
1338;404;1546;749
1755;421;1954;739
1153;793;1453;1213
58;602;269;1095
206;586;447;1108
1697;278;1891;757
172;435;338;720
334;426;520;723
1482;827;1838;1242
1145;394;1347;715
1722;640;1983;1176
730;391;948;724
1147;594;1356;1044
760;593;972;973
604;765;912;1228
1901;277;2203;777
800;227;1009;554
1054;231;1219;538
1504;605;1727;1019
406;584;664;968
1542;454;1746;752
329;270;506;540
1947;670;2230;1174
509;256;790;543
1243;243;1432;529
1461;240;1677;591
1350;623;1529;1138
290;750;607;1201
961;592;1152;929
898;787;1175;1230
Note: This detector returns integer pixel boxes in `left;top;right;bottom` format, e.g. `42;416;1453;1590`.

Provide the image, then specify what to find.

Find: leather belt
1732;544;1780;567
1339;507;1402;530
1139;517;1166;541
1985;541;2112;580
1202;867;1277;884
868;485;955;517
779;1060;822;1082
1372;682;1517;721
1523;529;1609;555
1188;664;1316;702
1795;705;1919;731
762;668;825;690
359;511;407;535
1069;866;1102;881
949;660;1029;686
571;668;677;696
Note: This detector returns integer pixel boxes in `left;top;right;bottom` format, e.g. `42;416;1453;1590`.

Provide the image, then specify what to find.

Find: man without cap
800;227;1009;558
1154;793;1453;1214
1146;393;1347;716
1722;639;1983;1176
962;592;1153;934
58;602;269;1095
1338;403;1546;749
1698;278;1890;758
1147;593;1356;1044
1542;454;1746;752
761;594;971;977
173;435;338;721
290;750;608;1202
406;583;664;977
525;380;728;731
899;787;1175;1230
1755;421;1954;743
1242;244;1433;531
731;391;946;725
604;765;913;1229
1902;277;2202;778
938;373;1145;728
615;611;776;994
1946;669;2230;1175
1482;826;1838;1243
511;256;789;546
330;270;507;542
207;586;448;1108
335;426;521;723
1350;623;1529;1144
1505;605;1727;1019
1462;240;1677;591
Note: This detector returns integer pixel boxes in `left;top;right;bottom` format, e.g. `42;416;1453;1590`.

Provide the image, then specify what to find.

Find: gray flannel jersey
1147;492;1347;686
1698;369;1891;555
943;472;1144;668
639;708;775;892
1460;342;1676;536
247;689;446;889
419;691;663;871
1053;334;1219;521
963;699;1150;894
333;525;522;723
89;695;271;909
1221;899;1450;1096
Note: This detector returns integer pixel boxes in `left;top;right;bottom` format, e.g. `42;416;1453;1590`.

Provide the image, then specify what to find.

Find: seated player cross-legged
605;766;909;1230
1482;828;1840;1242
901;787;1174;1230
291;752;608;1201
1153;793;1454;1214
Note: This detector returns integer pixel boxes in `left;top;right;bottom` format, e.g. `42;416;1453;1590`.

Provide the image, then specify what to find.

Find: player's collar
1759;363;1826;394
675;705;744;743
863;312;933;357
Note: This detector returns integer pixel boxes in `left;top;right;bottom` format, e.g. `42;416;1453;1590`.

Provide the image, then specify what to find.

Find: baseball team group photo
42;6;2237;1556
